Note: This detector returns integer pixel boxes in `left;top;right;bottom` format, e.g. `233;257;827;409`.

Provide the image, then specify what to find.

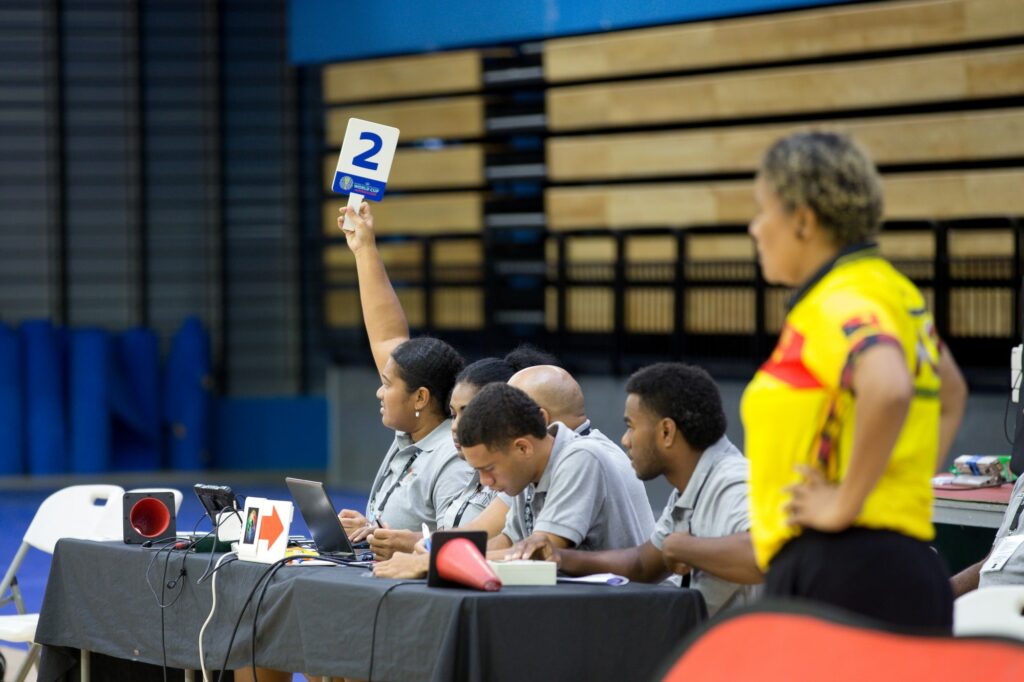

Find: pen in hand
422;523;432;552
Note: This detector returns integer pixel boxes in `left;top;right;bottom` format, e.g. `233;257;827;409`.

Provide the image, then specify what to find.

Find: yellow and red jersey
741;244;941;571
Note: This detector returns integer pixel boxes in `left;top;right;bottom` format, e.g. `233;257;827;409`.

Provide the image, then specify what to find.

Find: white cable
199;551;236;682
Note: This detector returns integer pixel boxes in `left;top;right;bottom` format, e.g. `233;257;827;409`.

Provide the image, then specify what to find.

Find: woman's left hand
784;465;854;532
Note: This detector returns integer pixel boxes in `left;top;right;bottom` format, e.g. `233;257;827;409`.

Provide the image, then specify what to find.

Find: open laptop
285;477;356;559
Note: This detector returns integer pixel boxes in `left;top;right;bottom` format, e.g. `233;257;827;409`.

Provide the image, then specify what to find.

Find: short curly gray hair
758;131;884;247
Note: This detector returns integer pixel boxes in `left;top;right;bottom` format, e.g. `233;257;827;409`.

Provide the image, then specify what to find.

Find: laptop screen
285;477;355;556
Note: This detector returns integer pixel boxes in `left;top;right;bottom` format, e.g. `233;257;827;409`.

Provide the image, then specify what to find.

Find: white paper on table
557;573;630;586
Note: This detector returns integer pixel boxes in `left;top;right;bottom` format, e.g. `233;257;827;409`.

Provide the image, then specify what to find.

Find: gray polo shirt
979;473;1024;588
576;420;656;538
365;418;473;532
649;435;761;616
439;471;497;529
502;422;650;550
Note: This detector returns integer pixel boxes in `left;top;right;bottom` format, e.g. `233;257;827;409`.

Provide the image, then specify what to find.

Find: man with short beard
508;362;762;616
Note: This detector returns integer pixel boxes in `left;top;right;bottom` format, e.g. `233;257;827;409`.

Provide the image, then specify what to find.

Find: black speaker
123;491;177;544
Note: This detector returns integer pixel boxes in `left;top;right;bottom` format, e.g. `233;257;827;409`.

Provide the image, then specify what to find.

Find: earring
415;410;420;418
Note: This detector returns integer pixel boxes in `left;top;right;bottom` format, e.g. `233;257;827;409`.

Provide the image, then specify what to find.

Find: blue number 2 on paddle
352;132;383;171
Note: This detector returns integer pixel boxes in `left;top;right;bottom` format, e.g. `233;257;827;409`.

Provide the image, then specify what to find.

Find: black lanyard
523;486;536;536
677;472;711;590
684;472;711;536
451;484;482;528
1009;492;1024;533
375;451;419;517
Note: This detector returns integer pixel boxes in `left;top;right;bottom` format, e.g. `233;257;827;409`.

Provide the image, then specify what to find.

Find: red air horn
131;497;170;537
122;491;177;544
436;537;502;592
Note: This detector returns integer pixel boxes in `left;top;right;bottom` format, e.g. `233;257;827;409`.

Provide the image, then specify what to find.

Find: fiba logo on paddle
340;175;354;191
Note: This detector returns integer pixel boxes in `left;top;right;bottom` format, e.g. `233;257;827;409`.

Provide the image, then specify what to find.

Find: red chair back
662;608;1024;682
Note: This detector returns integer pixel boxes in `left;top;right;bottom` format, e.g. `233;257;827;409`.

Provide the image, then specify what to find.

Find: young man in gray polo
508;364;656;538
458;383;650;554
507;363;763;616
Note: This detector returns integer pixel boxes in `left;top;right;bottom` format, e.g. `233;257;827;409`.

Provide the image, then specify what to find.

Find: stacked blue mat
0;317;211;475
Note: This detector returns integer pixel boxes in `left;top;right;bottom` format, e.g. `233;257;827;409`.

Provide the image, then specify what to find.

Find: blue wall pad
68;328;111;474
110;328;161;471
21;320;66;475
0;323;24;475
212;397;328;470
163;317;212;470
290;0;849;64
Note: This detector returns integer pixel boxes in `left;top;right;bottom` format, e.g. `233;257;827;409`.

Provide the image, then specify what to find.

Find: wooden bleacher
546;169;1024;230
317;0;1024;367
547;109;1024;182
544;0;1023;83
325;97;486;145
540;0;1024;351
320;47;492;338
322;193;484;235
322;50;482;104
547;46;1024;131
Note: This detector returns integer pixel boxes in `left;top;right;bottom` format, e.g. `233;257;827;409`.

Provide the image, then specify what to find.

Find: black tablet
193;484;238;522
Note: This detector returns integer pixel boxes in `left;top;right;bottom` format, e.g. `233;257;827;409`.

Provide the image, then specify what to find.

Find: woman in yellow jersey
742;132;967;631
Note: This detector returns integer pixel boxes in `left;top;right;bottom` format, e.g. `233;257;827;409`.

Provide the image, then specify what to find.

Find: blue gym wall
289;0;851;64
214;397;329;470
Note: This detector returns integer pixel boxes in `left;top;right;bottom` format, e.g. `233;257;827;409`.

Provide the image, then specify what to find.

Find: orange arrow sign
258;505;285;547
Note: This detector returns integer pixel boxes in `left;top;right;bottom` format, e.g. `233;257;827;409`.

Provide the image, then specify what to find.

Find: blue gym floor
0;482;367;631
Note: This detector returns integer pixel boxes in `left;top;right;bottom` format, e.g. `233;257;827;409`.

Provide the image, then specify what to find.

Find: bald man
508;365;656;537
507;365;586;428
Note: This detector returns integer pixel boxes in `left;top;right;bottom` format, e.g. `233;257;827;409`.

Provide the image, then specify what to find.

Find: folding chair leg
80;648;90;682
0;542;29;610
13;642;40;682
10;578;26;614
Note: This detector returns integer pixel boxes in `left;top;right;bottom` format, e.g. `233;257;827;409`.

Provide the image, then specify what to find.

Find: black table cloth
35;539;706;681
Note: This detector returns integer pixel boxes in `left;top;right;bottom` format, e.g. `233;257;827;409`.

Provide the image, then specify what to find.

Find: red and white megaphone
123;491;177;544
432;536;502;592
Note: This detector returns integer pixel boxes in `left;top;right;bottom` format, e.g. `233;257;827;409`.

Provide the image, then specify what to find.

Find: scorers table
35;539;706;682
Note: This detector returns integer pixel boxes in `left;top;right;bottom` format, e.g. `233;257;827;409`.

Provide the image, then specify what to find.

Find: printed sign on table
237;497;293;564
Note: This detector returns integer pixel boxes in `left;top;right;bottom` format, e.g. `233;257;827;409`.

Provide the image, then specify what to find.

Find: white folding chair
0;484;125;682
954;585;1024;639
